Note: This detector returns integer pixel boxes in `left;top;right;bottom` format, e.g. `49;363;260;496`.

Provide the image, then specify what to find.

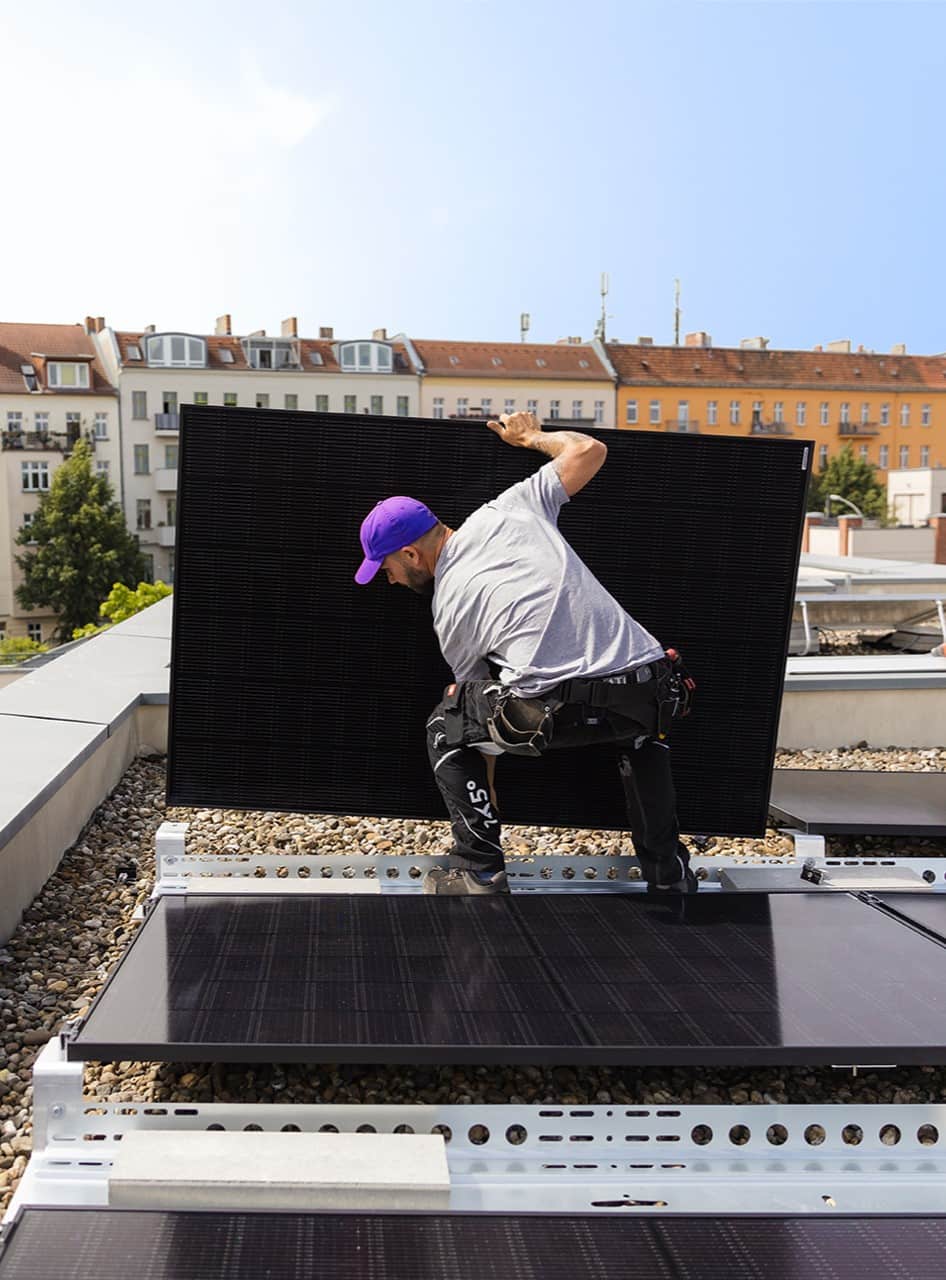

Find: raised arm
486;411;607;497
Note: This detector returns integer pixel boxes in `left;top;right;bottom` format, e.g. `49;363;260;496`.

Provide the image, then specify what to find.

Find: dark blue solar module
69;891;946;1066
166;408;810;835
2;1209;946;1280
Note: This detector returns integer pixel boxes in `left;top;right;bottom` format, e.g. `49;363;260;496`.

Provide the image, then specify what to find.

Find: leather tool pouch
486;694;556;757
441;684;467;748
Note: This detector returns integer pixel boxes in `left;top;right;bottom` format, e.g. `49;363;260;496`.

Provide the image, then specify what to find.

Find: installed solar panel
167;408;809;835
871;894;946;944
70;892;946;1066
2;1209;946;1280
769;771;946;835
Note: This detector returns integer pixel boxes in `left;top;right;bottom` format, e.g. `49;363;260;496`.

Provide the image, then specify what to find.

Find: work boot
647;854;698;895
422;867;510;896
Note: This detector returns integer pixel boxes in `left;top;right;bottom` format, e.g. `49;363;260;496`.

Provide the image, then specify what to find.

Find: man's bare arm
487;411;607;497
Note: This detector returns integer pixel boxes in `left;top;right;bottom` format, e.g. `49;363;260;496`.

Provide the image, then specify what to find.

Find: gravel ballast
2;746;945;1214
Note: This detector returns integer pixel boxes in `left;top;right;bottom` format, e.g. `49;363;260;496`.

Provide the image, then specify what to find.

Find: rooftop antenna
674;277;681;346
594;272;609;343
520;312;530;343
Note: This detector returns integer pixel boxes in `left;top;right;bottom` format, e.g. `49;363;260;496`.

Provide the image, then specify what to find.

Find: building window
900;403;911;427
879;444;889;469
858;444;869;461
47;362;90;388
481;399;492;415
839;402;850;425
133;444;150;474
706;400;717;426
456;398;468;417
34;411;49;433
818;444;828;470
676;401;690;428
21;511;36;541
145;334;206;367
396;396;409;416
796;402;806;427
729;400;740;426
194;391;209;407
572;400;583;420
370;395;384;415
921;445;930;467
504;399;515;415
752;400;763;424
549;400;561;420
167;497;177;527
315;394;328;412
773;401;784;424
21;461;49;491
136;498;152;531
337;342;393;374
861;402;871;425
594;400;604;424
255;393;269;409
224;392;238;408
344;395;357;414
94;412;108;438
899;445;909;467
922;403;931;426
27;622;42;643
96;460;110;478
132;390;147;419
649;400;661;425
162;392;178;414
141;553;154;582
880;402;890;426
527;399;538;416
819;402;829;426
6;411;23;432
284;393;298;411
66;412;81;438
432;398;444;419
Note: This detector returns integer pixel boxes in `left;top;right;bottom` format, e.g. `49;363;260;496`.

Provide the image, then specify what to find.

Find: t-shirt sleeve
491;460;569;523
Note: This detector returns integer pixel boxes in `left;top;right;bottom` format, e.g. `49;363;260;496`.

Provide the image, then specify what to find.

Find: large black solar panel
3;1209;946;1280
70;892;946;1065
167;408;810;835
770;771;946;835
871;894;946;944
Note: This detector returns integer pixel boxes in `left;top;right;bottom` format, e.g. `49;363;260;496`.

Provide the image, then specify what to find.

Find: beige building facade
0;323;119;642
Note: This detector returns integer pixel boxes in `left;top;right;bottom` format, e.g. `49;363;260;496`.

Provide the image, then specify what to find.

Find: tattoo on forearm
529;430;587;458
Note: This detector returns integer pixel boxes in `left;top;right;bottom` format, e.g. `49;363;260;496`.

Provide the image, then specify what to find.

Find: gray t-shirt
432;460;664;697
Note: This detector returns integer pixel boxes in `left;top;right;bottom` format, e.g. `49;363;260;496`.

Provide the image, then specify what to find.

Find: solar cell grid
168;408;810;834
3;1210;946;1280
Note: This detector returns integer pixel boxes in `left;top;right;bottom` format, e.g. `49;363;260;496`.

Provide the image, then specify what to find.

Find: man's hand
486;410;541;449
486;412;608;498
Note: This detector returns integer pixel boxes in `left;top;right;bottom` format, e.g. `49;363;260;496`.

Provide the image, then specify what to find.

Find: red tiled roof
411;339;610;381
114;332;413;375
606;343;946;392
0;322;114;395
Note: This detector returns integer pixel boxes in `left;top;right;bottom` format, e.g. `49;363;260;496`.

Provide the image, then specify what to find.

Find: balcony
663;419;700;433
154;413;180;432
750;423;793;436
157;525;176;547
2;429;94;453
154;468;178;493
839;422;879;437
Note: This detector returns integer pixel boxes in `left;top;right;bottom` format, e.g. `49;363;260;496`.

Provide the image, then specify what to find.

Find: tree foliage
73;580;172;640
808;445;888;520
15;440;146;640
0;635;49;665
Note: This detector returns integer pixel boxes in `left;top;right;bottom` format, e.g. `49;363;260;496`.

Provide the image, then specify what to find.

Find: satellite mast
520;312;530;343
595;272;609;343
674;277;681;345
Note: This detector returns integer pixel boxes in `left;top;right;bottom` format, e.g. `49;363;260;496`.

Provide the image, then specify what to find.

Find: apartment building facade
608;337;946;485
0;323;120;641
92;316;421;583
405;338;617;429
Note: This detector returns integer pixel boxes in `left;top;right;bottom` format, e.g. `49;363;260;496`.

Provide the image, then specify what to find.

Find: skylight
578;359;590;368
218;349;235;363
491;356;503;366
536;358;547;367
449;355;460;366
310;352;324;366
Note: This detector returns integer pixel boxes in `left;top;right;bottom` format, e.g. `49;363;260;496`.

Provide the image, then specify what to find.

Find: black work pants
425;679;690;883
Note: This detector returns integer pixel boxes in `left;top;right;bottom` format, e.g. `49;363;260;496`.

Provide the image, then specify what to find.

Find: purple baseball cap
354;496;439;584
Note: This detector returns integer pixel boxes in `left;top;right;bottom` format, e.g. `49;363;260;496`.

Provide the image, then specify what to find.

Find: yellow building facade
607;341;946;483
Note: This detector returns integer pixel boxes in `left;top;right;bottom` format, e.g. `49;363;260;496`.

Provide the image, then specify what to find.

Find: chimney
372;327;388;341
143;324;156;334
891;342;907;355
837;514;862;556
826;339;852;354
637;336;653;346
740;336;769;350
320;326;334;340
685;331;712;348
281;316;298;338
215;314;232;336
96;316;105;332
247;329;266;338
802;513;823;553
84;316;95;334
813;344;823;352
929;515;946;565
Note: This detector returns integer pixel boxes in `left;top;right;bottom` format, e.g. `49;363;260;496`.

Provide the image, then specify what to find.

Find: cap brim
354;557;383;585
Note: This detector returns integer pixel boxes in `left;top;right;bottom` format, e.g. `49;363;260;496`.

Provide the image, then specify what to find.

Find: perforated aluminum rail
7;1038;946;1221
153;822;946;895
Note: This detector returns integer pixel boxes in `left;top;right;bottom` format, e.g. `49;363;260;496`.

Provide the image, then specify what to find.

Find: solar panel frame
166;407;811;836
769;770;946;836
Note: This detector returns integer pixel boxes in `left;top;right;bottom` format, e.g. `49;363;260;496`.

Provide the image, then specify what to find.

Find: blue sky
2;0;945;351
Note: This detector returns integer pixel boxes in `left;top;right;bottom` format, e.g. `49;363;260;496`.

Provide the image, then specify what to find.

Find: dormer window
125;345;142;361
244;338;298;370
20;363;38;392
47;361;90;388
337;341;393;373
146;334;207;367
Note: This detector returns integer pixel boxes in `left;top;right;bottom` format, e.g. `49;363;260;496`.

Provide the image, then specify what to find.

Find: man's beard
403;565;434;596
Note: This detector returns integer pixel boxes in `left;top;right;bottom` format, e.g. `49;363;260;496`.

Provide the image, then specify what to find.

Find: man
354;412;696;897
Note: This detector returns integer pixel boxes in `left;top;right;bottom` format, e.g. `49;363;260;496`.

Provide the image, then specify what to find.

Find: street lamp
824;492;864;519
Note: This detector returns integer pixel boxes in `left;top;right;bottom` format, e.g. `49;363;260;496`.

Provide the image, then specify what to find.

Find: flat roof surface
770;770;946;835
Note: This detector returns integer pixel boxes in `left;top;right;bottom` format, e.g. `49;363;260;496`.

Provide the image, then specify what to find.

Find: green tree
809;445;888;520
15;440;146;641
73;580;172;640
0;635;49;665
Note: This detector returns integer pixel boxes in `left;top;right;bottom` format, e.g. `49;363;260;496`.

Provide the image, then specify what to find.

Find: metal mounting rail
6;1038;945;1221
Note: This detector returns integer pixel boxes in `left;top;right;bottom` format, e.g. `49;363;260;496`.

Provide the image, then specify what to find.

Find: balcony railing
2;429;94;453
154;413;180;432
663;419;700;433
839;422;879;436
750;422;793;436
154;468;179;493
